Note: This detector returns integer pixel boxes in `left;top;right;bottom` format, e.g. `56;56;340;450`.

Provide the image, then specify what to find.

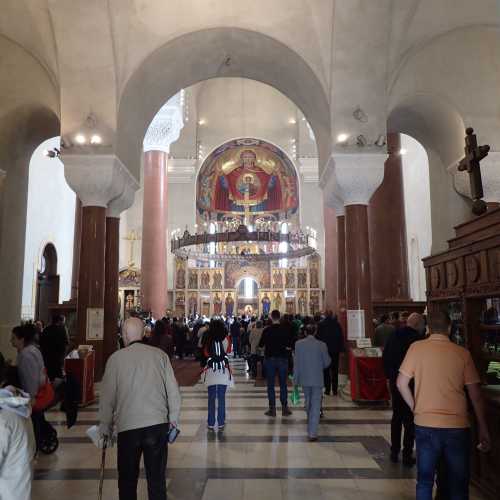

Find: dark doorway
36;243;60;324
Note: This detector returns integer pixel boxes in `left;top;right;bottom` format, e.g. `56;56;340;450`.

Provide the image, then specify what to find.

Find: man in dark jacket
316;311;345;396
382;312;425;466
230;318;242;358
39;314;69;381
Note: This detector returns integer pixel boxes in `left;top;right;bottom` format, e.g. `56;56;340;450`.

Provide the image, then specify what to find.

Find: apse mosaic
196;138;299;225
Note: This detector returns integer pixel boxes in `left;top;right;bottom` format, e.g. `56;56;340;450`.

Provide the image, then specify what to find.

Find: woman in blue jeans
202;320;234;430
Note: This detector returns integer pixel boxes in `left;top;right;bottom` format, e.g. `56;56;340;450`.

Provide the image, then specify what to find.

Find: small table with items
349;339;390;402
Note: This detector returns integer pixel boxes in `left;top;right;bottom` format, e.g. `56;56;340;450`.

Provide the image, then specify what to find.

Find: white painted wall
300;180;324;287
21;137;76;319
401;134;432;301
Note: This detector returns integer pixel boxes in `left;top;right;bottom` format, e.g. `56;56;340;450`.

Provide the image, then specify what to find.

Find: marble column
103;185;135;365
141;97;184;318
337;212;346;313
70;199;82;300
323;201;338;312
330;152;386;339
64;154;138;378
369;133;409;300
140;150;168;318
103;216;119;361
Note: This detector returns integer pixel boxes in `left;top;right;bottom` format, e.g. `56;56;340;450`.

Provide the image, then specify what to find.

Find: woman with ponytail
202;319;233;430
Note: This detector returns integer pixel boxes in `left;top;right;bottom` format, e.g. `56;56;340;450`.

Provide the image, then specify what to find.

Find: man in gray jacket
293;324;331;441
99;317;181;500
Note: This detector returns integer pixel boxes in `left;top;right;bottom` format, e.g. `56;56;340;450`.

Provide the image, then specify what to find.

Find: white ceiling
170;78;318;161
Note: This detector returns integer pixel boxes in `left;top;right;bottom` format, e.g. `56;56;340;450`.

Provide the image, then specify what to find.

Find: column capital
107;179;137;218
143;95;184;154
329;152;387;206
63;153;139;208
320;156;344;216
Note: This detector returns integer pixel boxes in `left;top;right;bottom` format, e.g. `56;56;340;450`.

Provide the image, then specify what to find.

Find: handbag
33;369;55;412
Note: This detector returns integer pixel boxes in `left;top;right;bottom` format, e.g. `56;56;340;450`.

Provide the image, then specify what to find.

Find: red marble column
103;216;120;364
368;133;409;300
71;198;82;300
323;203;338;312
345;205;374;339
336;213;348;375
141;150;168;318
337;214;346;313
77;206;106;378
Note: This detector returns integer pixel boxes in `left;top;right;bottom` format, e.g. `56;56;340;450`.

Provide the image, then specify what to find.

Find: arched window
238;278;258;299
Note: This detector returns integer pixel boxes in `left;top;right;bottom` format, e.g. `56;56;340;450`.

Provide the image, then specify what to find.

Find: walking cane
98;436;108;500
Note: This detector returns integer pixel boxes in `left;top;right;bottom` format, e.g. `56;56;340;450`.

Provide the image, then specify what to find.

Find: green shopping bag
290;384;301;406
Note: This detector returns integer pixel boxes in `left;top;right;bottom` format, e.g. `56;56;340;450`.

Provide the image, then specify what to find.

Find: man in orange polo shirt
397;310;491;500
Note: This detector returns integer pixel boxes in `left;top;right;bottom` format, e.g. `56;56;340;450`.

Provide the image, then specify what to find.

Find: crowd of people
0;307;492;500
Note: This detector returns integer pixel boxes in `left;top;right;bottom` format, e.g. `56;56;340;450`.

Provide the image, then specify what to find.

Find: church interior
0;1;499;499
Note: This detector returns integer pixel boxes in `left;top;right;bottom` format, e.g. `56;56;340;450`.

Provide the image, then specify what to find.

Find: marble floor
33;358;487;500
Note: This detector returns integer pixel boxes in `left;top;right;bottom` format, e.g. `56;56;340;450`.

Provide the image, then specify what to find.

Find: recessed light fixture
289;118;296;125
75;134;86;145
198;119;206;126
399;148;407;155
337;133;349;143
90;134;102;145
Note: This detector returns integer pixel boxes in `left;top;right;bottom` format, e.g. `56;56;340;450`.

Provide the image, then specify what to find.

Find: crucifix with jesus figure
457;127;490;215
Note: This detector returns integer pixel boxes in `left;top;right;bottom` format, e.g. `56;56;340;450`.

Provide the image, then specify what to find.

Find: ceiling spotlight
337;133;349;143
290;138;296;143
90;134;102;145
75;134;86;145
356;135;368;146
198;119;206;126
399;148;407;155
289;118;296;125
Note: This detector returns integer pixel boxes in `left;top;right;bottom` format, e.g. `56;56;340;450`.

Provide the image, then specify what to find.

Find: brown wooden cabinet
423;208;500;498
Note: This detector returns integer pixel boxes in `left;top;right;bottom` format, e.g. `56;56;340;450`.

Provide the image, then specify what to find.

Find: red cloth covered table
349;350;390;402
64;350;96;406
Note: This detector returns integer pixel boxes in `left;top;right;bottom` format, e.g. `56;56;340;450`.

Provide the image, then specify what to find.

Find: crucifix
457;127;490;215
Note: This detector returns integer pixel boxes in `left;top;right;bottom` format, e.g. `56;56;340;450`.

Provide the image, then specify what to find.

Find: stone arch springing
117;27;331;180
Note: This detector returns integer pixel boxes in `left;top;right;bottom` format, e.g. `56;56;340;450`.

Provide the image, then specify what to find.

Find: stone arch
387;93;469;253
0;104;60;355
117;27;331;179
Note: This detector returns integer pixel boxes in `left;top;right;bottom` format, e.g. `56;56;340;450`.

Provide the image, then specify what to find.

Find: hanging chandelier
171;223;317;263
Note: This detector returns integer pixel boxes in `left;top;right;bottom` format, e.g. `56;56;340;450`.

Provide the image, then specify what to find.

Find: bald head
407;313;424;332
123;317;145;345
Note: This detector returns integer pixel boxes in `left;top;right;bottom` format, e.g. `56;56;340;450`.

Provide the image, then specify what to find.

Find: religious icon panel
196;138;299;225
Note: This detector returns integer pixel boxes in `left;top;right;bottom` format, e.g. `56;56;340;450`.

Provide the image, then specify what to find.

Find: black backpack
206;340;230;374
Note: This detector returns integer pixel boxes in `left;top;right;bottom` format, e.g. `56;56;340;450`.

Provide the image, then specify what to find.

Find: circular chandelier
171;223;318;263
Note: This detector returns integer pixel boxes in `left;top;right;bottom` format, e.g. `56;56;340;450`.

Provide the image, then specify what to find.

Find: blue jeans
264;357;289;408
303;386;323;437
207;385;227;427
415;425;470;500
232;336;240;357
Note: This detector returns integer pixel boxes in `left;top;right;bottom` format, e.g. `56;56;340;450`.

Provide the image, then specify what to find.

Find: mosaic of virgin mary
197;139;299;221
